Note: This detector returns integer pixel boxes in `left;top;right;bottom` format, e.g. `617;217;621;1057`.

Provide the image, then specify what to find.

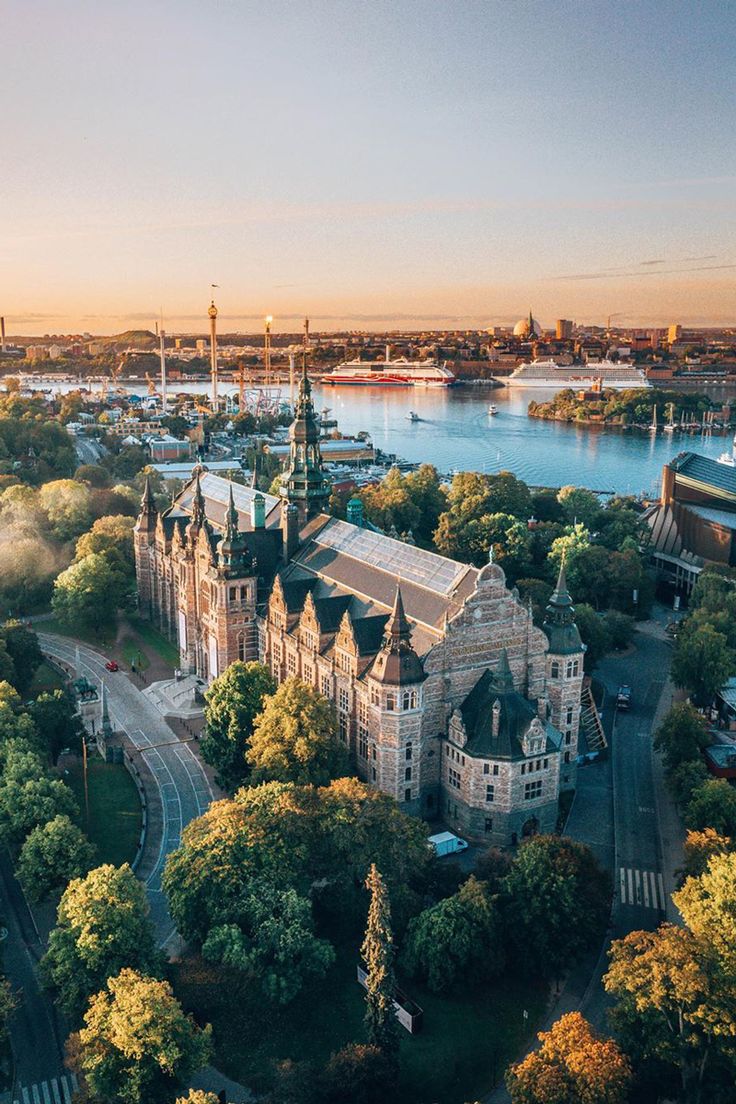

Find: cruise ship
504;358;650;390
322;348;456;388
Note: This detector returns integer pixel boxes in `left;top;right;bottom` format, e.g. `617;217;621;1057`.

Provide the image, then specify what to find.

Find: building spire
385;584;411;646
225;481;239;539
371;583;426;686
492;647;514;691
548;555;573;615
141;473;156;511
191;469;206;527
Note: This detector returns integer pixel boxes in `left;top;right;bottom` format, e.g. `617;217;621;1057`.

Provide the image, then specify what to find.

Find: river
28;376;736;496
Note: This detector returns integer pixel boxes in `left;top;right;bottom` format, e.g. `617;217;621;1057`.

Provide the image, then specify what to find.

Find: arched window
402;689;418;711
550;660;560;679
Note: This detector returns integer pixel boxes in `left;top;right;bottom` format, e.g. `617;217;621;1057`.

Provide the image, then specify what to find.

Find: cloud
551;262;736;282
639;259;665;266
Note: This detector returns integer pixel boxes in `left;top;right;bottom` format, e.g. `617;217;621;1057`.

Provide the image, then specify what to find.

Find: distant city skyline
2;0;735;335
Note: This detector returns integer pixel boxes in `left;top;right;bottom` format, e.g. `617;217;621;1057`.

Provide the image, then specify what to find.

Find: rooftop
670;451;736;501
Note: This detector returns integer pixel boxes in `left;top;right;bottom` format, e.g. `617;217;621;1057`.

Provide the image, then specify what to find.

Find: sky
2;0;735;336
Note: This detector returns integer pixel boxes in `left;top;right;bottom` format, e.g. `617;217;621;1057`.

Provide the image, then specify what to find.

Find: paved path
39;633;214;947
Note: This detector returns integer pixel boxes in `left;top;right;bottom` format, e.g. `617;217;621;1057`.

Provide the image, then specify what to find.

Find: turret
346;496;364;527
251;491;265;530
135;475;158;537
542;559;584;791
218;483;252;576
542;559;582;655
370;586;426;686
280;361;331;523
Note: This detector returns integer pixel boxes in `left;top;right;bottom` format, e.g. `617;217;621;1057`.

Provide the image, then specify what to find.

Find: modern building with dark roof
647;448;736;592
135;365;586;844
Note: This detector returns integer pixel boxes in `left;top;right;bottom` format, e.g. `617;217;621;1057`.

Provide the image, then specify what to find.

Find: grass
120;635;150;671
172;941;546;1104
65;753;142;867
28;659;67;697
40;615;116;649
126;615;179;668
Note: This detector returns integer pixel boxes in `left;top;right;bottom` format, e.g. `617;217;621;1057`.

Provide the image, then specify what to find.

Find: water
32;377;736;496
316;383;734;497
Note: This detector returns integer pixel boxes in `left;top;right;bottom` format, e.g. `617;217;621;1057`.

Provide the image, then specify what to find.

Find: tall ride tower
209;299;219;410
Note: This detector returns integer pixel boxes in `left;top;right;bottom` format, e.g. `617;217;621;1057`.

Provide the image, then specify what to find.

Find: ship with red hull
322;348;456;388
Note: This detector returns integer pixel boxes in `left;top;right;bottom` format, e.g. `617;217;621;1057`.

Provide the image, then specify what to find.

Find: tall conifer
361;864;399;1060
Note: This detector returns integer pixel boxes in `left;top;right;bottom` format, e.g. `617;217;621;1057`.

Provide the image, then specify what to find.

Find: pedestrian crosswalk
619;867;666;910
13;1073;78;1104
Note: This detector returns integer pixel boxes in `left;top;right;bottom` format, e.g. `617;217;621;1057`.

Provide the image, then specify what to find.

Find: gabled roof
172;473;281;532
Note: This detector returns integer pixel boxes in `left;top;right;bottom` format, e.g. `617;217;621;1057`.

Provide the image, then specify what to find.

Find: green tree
320;1043;396;1104
246;677;348;786
0;976;18;1043
506;1011;632;1104
17;814;97;902
361;865;399;1060
572;603;611;672
0;742;78;849
52;552;129;634
29;689;84;763
38;479;93;541
686;778;736;838
201;661;275;789
42;863;161;1018
654;702;711;773
557;486;600;529
502;836;610;980
401;875;503;992
202;880;334;1004
672;623;733;707
360;467;421;537
403;464;446;545
70;968;211;1104
0;620;42;694
75;514;136;571
682;828;732;879
668;759;710;810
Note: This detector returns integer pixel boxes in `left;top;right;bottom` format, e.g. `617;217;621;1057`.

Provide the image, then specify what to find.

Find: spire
385;584;411;646
492;648;514;692
543;554;582;654
281;327;331;522
141;474;156;511
250;450;259;489
191;470;206;527
224;482;239;539
548;556;573;617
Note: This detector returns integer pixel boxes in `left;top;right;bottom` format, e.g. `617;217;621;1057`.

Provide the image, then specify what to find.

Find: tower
368;586;426;811
280;359;331;525
542;559;584;789
209;300;218;410
217;484;252;577
133;476;158;616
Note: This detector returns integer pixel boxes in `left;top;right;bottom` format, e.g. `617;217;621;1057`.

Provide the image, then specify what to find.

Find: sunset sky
2;0;735;335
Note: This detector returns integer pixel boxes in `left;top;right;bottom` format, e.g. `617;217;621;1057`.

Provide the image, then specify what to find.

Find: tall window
321;674;331;698
405;766;412;781
358;728;368;760
448;767;461;790
550;660;560;678
237;635;246;662
485;784;494;803
287;652;297;676
402;689;418;711
338;687;350;713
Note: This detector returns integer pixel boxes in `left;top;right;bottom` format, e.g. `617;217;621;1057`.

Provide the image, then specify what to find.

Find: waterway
27;377;736;496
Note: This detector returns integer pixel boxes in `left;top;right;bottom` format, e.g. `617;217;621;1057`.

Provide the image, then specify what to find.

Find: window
358;728;368;760
338;687;350;713
550;660;560;678
372;767;377;781
564;751;571;763
303;630;317;652
446;745;450;757
371;745;377;760
524;779;543;800
272;641;281;664
237;635;246;662
303;663;313;684
370;685;380;706
521;763;526;775
566;659;580;678
338;651;351;674
321;674;331;698
448;767;461;790
405;745;412;760
565;731;572;745
544;758;549;769
229;586;237;602
338;714;348;742
485;784;494;803
485;817;493;833
405;767;412;781
405;788;412;803
287;652;297;676
386;692;396;711
402;689;417;710
483;763;489;775
493;763;499;776
566;705;574;726
358;701;368;726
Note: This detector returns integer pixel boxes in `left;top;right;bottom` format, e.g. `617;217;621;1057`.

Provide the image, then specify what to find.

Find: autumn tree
682;828;732;879
42;863;161;1018
401;876;503;992
175;1093;220;1104
506;1011;632;1104
361;865;399;1061
321;1043;396;1104
69;969;211;1104
502;836;610;980
201;660;276;789
674;851;736;966
246;677;348;786
17;814;97;902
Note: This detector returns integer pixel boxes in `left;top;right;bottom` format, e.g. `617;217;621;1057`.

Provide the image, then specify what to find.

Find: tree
549;524;591;580
52;552;129;634
201;661;275;789
29;689;84;763
202;880;334;1004
401;875;503;992
175;1093;220;1104
557;486;601;529
502;836;610;980
38;479;93;542
403;464;446;545
675;851;736;967
361;865;399;1061
682;828;732;878
506;1012;632;1104
604;924;735;1104
0;620;42;694
571;603;611;672
246;678;348;786
0;976;18;1043
321;1043;396;1104
75;514;136;571
668;759;710;810
70;968;211;1104
359;467;421;537
42;863;161;1018
0;742;78;849
686;778;736;838
672;623;733;707
17;814;97;902
654;702;711;773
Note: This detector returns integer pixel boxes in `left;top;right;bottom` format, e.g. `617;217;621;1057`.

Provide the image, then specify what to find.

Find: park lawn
120;634;150;672
126;615;179;668
172;942;546;1104
40;615;116;650
65;754;142;867
28;659;67;697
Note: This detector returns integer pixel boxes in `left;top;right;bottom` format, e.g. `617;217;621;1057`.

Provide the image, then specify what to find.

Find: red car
105;660;119;672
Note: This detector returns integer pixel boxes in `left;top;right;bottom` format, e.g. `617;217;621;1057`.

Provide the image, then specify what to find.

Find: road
38;633;214;945
73;437;106;466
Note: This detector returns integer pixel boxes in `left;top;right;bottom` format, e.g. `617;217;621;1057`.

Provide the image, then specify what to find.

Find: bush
320;1043;396;1104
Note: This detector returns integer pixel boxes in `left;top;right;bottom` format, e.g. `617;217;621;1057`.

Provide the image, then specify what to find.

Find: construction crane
145;372;157;396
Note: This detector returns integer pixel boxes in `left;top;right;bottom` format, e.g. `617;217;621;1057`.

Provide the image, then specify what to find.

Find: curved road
38;633;214;945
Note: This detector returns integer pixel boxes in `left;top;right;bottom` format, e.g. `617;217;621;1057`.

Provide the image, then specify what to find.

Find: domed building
513;310;542;338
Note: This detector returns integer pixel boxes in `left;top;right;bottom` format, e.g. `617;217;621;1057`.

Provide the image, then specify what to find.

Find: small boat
663;402;676;433
488;404;498;415
406;411;421;422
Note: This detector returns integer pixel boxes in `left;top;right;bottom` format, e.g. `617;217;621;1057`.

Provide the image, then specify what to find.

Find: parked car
616;685;632;711
104;660;119;672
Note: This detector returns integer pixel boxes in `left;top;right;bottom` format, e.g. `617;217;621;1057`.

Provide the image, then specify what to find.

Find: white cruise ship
504;358;650;390
322;347;456;388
